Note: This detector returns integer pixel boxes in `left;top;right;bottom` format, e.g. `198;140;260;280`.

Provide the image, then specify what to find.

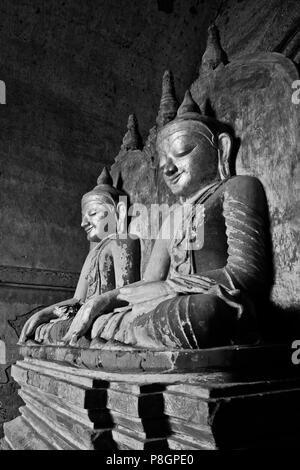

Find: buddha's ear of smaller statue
116;200;127;234
217;132;232;180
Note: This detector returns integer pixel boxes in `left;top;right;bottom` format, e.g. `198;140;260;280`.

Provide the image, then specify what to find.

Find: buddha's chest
86;243;116;299
169;194;228;275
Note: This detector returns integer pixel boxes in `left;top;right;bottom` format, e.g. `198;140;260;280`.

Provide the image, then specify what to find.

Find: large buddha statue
19;168;141;345
20;89;268;350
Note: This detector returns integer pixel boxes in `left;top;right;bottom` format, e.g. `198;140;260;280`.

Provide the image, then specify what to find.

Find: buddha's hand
62;294;110;346
118;281;175;305
18;307;58;344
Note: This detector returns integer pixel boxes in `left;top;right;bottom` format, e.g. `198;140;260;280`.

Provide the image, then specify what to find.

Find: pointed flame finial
156;70;179;129
177;90;201;118
97;166;113;186
200;24;228;73
121;114;143;151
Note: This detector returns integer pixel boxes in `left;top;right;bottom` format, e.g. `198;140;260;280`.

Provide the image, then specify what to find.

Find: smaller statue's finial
156;70;179;129
200;24;228;73
177;90;201;118
97;166;113;186
121;114;143;152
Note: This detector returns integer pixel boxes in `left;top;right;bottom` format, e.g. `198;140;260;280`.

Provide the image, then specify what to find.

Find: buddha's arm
219;176;267;293
143;235;171;282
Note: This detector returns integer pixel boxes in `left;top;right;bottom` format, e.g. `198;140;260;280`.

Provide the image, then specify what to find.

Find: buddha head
156;89;233;199
81;167;127;242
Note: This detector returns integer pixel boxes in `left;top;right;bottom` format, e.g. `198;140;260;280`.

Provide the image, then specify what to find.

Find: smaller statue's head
81;168;127;242
156;90;233;199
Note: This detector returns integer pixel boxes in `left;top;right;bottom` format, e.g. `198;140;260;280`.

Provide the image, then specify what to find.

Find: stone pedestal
2;344;300;450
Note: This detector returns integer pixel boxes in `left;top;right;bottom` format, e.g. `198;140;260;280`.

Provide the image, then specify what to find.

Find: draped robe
92;175;268;350
35;235;141;344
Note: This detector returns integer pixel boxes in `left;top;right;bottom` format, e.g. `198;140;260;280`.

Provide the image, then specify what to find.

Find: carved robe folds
37;236;141;345
93;175;268;350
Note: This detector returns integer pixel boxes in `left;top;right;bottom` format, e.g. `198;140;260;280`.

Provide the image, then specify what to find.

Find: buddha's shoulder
221;175;266;205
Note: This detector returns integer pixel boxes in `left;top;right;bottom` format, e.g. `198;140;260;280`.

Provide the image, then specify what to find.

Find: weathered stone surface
164;387;300;448
18;358;107;389
0;370;23;440
164;392;213;427
20;405;77;450
168;434;211;450
12;364;107;408
16;353;300;392
0;285;73;437
166;415;216;445
20;382;111;429
4;415;54;450
110;410;169;439
0;340;20;365
214;0;300;63
0;265;79;290
112;425;168;451
0;437;12;450
18;342;296;373
106;389;164;419
165;376;300;400
14;365;165;419
4;355;300;449
15;356;222;384
20;395;114;450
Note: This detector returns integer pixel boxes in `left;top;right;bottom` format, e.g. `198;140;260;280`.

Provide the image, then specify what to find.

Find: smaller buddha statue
19;167;141;345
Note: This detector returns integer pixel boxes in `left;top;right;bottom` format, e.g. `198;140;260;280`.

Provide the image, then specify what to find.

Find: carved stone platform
2;344;300;450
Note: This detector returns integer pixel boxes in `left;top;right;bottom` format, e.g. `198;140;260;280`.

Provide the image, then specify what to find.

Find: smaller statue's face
158;127;219;198
81;200;116;242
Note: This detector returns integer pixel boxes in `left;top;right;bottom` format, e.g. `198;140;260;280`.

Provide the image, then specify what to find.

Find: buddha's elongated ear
217;132;232;180
116;200;127;234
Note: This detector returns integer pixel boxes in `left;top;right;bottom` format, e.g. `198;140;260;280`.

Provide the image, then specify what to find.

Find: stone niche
2;49;300;450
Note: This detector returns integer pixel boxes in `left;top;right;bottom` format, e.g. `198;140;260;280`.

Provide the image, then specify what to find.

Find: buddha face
81;199;116;242
157;125;219;199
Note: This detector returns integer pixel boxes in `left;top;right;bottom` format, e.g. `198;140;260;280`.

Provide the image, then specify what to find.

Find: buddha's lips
167;172;184;184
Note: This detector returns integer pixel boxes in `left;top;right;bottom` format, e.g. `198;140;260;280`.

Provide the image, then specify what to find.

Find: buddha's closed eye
173;144;197;158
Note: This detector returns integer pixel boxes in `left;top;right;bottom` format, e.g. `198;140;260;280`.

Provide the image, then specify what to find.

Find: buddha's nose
81;215;89;227
163;158;177;177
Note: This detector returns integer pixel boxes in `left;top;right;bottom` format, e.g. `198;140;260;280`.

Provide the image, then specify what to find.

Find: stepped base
3;344;300;450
